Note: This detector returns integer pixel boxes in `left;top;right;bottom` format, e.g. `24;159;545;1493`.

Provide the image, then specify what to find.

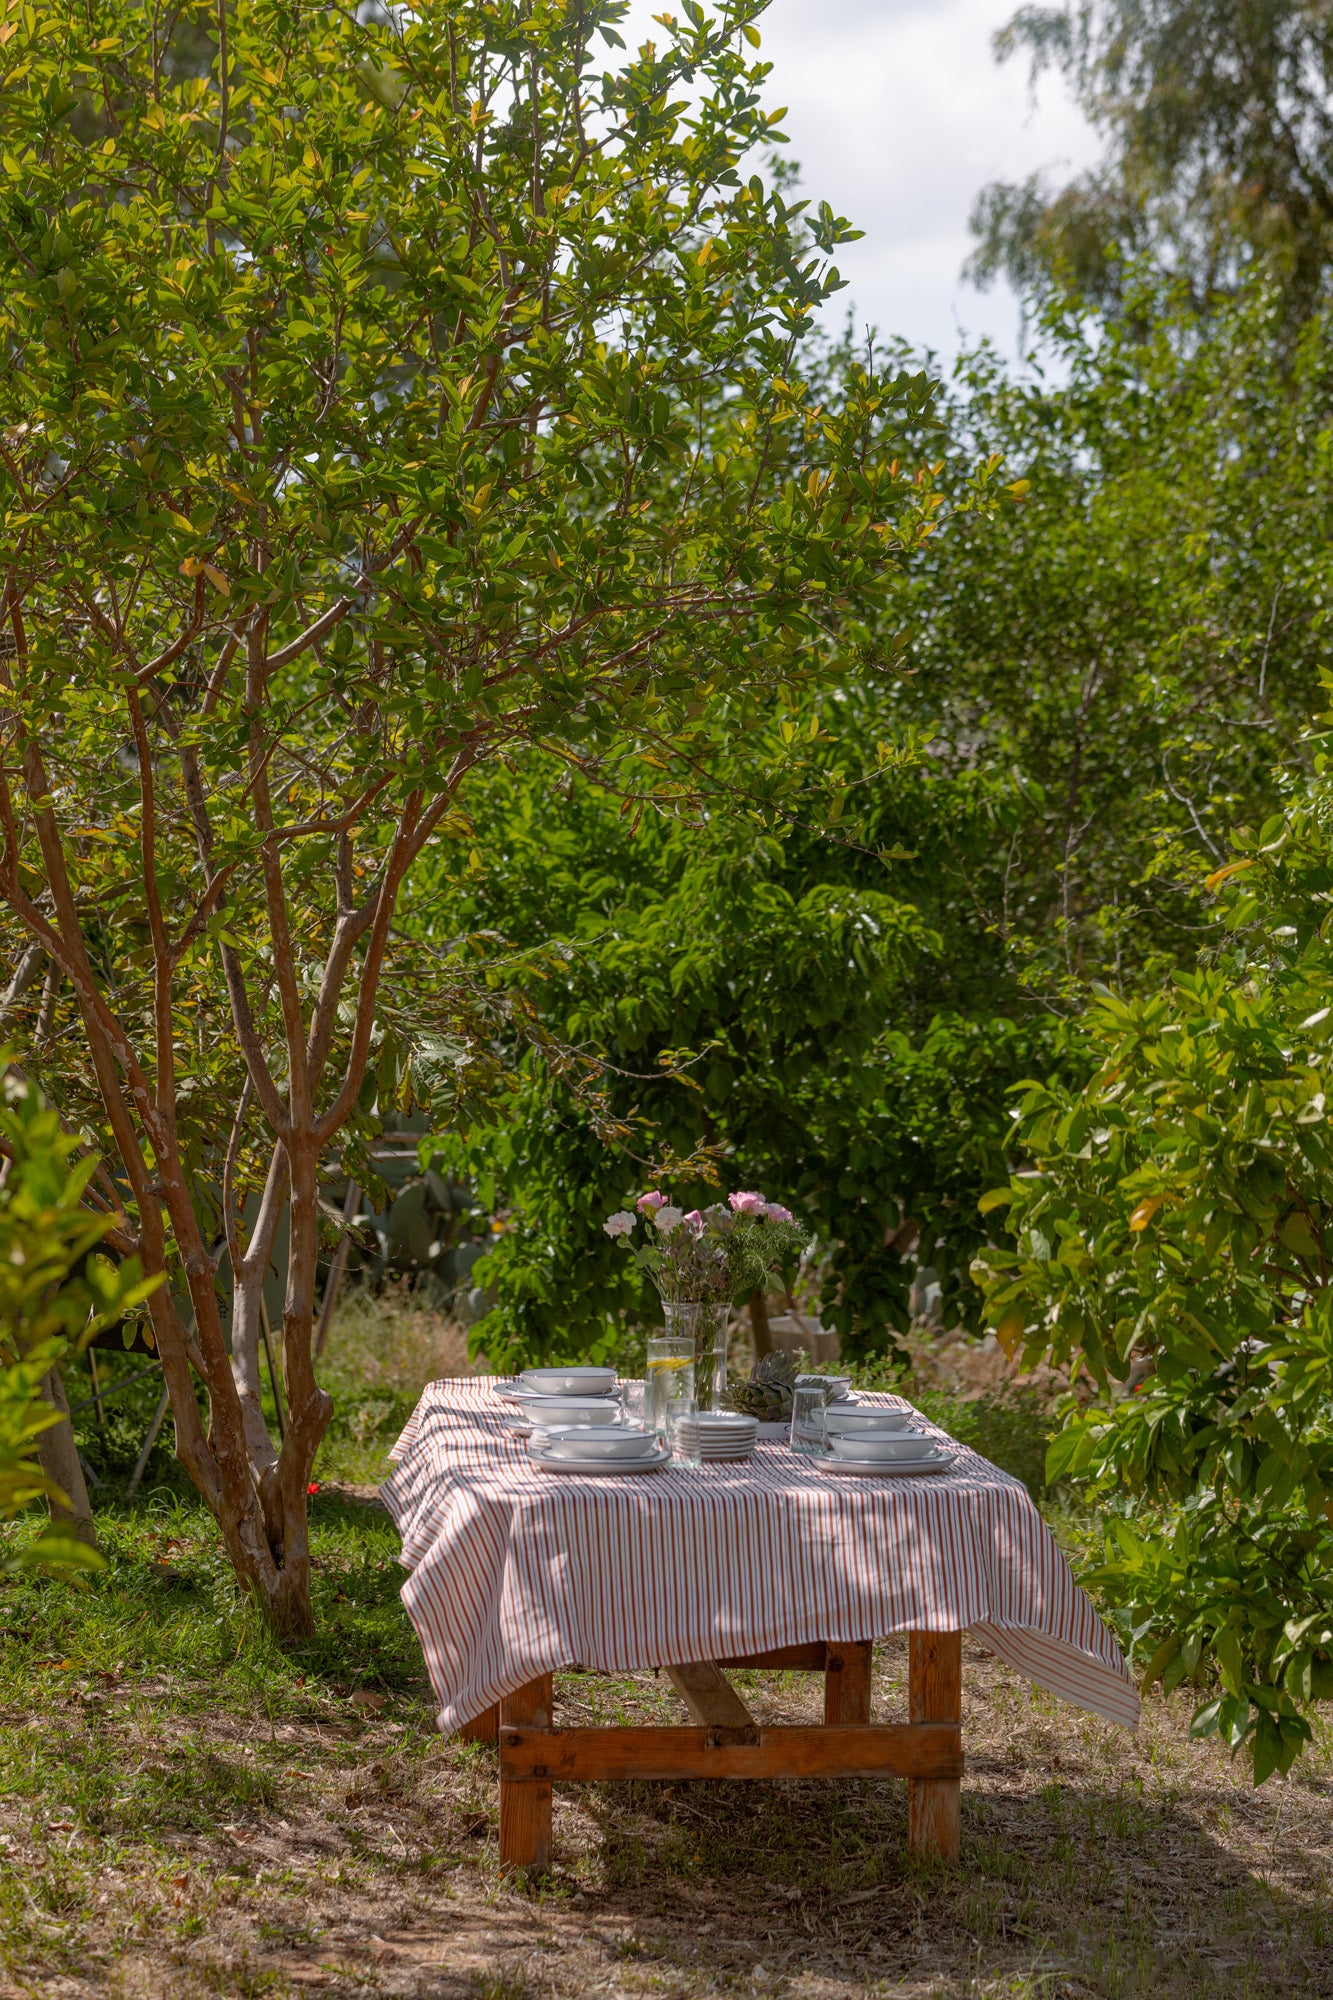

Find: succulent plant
723;1348;802;1421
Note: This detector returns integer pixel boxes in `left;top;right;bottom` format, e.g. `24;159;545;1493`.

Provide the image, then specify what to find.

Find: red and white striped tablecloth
382;1377;1139;1735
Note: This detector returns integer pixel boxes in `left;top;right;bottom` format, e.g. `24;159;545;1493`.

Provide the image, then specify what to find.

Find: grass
0;1302;1330;1997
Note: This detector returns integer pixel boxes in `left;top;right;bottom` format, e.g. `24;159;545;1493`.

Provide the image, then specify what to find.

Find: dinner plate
813;1450;956;1478
528;1442;672;1475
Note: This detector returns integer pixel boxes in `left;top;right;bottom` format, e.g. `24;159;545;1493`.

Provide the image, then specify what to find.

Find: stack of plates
529;1426;670;1476
673;1411;759;1461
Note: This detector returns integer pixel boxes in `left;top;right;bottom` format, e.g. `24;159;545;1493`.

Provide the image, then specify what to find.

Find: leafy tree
973;747;1333;1781
969;0;1333;318
416;694;1058;1362
890;278;1333;1002
0;0;944;1629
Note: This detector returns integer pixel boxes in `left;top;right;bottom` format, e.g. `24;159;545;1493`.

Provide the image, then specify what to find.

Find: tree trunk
749;1289;773;1360
36;1367;97;1548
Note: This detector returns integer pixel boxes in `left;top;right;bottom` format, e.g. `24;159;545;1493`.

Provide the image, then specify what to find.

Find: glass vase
662;1299;729;1412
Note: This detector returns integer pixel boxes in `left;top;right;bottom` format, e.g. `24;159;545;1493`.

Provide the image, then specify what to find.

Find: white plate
528;1442;671;1475
814;1451;956;1478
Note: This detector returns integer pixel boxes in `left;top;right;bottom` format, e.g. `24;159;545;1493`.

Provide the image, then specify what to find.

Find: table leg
455;1704;499;1745
907;1631;961;1864
499;1675;553;1869
824;1640;873;1724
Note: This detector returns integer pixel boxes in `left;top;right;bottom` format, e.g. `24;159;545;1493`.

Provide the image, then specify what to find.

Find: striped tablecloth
382;1376;1139;1735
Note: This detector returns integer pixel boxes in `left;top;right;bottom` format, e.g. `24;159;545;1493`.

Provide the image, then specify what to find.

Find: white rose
652;1205;684;1233
603;1211;636;1238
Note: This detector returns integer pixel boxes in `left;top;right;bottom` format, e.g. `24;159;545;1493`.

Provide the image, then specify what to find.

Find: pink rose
636;1191;667;1214
682;1209;705;1238
763;1203;794;1224
728;1190;766;1216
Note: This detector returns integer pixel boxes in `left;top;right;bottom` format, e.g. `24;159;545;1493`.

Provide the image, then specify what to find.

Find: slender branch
125;686;176;1127
266;597;357;670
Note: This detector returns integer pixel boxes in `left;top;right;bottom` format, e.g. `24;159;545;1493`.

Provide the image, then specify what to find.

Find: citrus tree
0;0;949;1630
973;749;1333;1780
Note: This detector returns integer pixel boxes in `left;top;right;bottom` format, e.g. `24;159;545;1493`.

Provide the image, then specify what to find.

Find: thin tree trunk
35;1367;97;1548
749;1289;773;1360
314;1181;359;1359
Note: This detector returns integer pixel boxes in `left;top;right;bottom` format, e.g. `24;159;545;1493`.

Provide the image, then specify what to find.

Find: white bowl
520;1365;617;1396
822;1406;914;1436
828;1432;939;1462
545;1430;659;1461
517;1394;622;1425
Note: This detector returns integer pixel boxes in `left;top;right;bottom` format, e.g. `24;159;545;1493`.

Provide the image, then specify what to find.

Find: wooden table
459;1631;964;1870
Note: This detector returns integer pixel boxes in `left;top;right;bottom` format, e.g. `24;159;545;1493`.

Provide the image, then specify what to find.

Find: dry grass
1;1583;1330;2000
4;1300;1331;1998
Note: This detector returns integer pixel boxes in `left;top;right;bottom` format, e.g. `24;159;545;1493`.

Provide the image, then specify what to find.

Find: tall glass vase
662;1300;729;1412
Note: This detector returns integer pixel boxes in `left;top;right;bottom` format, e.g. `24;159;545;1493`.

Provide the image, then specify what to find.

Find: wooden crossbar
664;1660;760;1745
715;1642;828;1671
499;1721;962;1783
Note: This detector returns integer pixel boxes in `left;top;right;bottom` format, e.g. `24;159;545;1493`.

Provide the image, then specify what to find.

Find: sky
623;0;1103;365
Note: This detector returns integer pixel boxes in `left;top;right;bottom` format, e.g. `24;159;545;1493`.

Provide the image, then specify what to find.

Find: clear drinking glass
618;1378;647;1429
790;1382;828;1459
668;1401;702;1469
645;1335;696;1445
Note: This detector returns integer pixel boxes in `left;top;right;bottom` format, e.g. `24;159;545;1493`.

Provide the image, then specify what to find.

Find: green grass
0;1489;425;1726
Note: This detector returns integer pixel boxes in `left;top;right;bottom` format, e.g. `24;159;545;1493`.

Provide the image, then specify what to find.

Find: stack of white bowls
819;1402;951;1473
535;1424;664;1470
499;1364;623;1430
671;1410;759;1462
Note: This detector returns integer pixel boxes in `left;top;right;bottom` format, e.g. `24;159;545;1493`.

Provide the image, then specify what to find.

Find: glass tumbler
618;1378;647;1429
645;1335;696;1446
789;1382;829;1459
667;1400;702;1469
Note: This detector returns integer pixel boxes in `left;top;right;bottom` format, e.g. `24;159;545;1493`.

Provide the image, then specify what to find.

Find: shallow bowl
822;1406;914;1436
518;1393;622;1425
520;1365;617;1396
828;1432;939;1462
545;1429;659;1461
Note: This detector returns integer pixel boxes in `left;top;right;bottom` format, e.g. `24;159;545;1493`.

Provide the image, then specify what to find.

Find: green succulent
723;1348;803;1421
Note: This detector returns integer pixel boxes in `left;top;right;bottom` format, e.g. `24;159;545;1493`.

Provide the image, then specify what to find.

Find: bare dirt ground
5;1635;1330;2000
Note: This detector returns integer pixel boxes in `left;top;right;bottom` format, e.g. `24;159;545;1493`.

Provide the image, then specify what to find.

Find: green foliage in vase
604;1192;807;1308
973;740;1333;1781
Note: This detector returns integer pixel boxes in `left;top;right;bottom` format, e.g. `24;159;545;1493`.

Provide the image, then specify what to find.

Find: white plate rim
814;1451;955;1478
528;1443;672;1475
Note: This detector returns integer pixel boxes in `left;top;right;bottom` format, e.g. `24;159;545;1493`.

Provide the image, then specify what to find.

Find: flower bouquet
604;1191;807;1407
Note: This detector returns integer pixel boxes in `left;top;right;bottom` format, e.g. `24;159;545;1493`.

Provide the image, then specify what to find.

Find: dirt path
5;1639;1329;2000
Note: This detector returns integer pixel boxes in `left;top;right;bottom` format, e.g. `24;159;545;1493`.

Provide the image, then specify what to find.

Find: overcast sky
625;0;1103;364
